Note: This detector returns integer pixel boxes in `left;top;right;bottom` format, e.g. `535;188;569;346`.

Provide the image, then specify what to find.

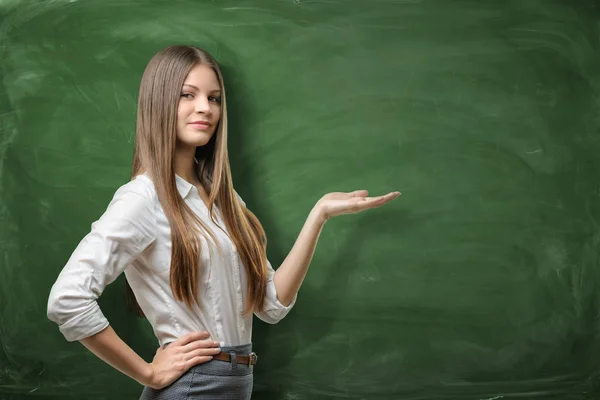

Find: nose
195;96;211;114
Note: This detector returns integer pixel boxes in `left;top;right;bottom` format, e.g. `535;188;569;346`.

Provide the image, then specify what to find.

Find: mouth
189;121;212;129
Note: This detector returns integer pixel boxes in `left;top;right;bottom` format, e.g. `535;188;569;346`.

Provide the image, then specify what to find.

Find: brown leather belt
213;351;258;366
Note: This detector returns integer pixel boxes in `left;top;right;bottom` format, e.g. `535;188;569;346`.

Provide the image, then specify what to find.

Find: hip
139;343;254;400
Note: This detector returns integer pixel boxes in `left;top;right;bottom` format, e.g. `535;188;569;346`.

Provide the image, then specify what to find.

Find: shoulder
85;175;158;246
90;174;158;240
103;174;159;218
112;174;158;203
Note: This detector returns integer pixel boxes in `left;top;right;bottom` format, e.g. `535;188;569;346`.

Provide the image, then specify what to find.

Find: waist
152;319;253;348
166;343;254;376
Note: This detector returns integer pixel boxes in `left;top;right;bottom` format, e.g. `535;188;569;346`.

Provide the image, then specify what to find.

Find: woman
47;45;400;399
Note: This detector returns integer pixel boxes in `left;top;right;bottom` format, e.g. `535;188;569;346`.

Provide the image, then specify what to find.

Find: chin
182;133;214;147
195;140;212;147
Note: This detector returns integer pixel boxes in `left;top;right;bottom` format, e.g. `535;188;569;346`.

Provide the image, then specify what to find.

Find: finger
352;191;398;202
374;193;400;204
182;339;220;352
174;331;211;346
348;190;369;197
186;355;214;369
357;193;400;209
369;192;401;202
185;347;221;360
387;192;402;200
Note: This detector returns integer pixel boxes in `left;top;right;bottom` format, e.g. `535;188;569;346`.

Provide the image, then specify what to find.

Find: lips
189;121;211;127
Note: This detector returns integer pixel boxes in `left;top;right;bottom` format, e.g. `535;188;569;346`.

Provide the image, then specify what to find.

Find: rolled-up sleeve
234;189;296;324
254;259;296;324
47;189;156;341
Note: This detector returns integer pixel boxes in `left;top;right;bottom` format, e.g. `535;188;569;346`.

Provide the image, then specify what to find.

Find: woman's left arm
273;189;400;306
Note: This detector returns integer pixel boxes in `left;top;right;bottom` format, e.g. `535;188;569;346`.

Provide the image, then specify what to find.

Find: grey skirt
139;344;253;400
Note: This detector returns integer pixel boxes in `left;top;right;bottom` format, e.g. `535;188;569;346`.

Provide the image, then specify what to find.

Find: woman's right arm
81;326;218;389
47;188;219;389
80;325;154;386
47;189;156;342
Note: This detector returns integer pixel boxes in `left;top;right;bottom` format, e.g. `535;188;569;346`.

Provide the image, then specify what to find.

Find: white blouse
47;173;295;346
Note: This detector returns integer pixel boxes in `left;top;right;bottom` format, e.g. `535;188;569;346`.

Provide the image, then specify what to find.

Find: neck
174;145;199;184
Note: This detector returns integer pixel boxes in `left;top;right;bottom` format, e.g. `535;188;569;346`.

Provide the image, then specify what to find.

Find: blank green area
1;0;600;399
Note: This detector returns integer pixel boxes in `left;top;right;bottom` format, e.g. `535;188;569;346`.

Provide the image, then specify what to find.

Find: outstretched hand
316;190;401;221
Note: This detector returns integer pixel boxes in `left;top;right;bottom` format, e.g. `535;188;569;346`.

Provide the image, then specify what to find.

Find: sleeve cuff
257;283;297;323
57;303;110;342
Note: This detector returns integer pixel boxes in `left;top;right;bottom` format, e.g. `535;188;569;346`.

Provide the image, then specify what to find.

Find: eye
209;96;222;104
181;92;193;99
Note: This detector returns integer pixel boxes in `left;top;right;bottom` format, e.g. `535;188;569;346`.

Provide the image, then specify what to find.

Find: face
176;64;222;151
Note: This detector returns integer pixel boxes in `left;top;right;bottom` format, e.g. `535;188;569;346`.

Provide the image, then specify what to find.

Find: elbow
47;286;65;324
256;313;285;325
47;286;107;342
263;310;288;324
47;282;80;324
255;304;295;325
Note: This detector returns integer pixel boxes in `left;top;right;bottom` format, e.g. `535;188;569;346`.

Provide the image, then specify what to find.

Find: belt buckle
248;352;258;366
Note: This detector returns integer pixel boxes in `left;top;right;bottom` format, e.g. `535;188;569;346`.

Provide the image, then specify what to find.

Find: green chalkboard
2;0;600;399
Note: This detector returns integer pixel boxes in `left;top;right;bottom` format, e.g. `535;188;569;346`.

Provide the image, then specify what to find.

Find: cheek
177;102;192;121
176;108;185;124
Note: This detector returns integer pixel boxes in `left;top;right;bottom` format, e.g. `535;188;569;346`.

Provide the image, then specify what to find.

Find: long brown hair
126;45;268;315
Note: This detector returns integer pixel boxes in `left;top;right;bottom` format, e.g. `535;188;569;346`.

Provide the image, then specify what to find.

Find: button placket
231;249;245;338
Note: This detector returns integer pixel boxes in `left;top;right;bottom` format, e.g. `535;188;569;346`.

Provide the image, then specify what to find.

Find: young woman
47;45;400;399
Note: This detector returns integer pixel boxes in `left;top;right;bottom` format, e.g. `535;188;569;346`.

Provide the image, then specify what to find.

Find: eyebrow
182;84;221;93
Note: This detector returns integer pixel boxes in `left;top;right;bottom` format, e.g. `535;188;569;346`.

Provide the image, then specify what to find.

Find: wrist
311;203;328;226
139;362;155;388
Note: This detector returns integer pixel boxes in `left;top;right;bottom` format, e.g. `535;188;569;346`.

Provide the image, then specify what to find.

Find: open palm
317;190;400;220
